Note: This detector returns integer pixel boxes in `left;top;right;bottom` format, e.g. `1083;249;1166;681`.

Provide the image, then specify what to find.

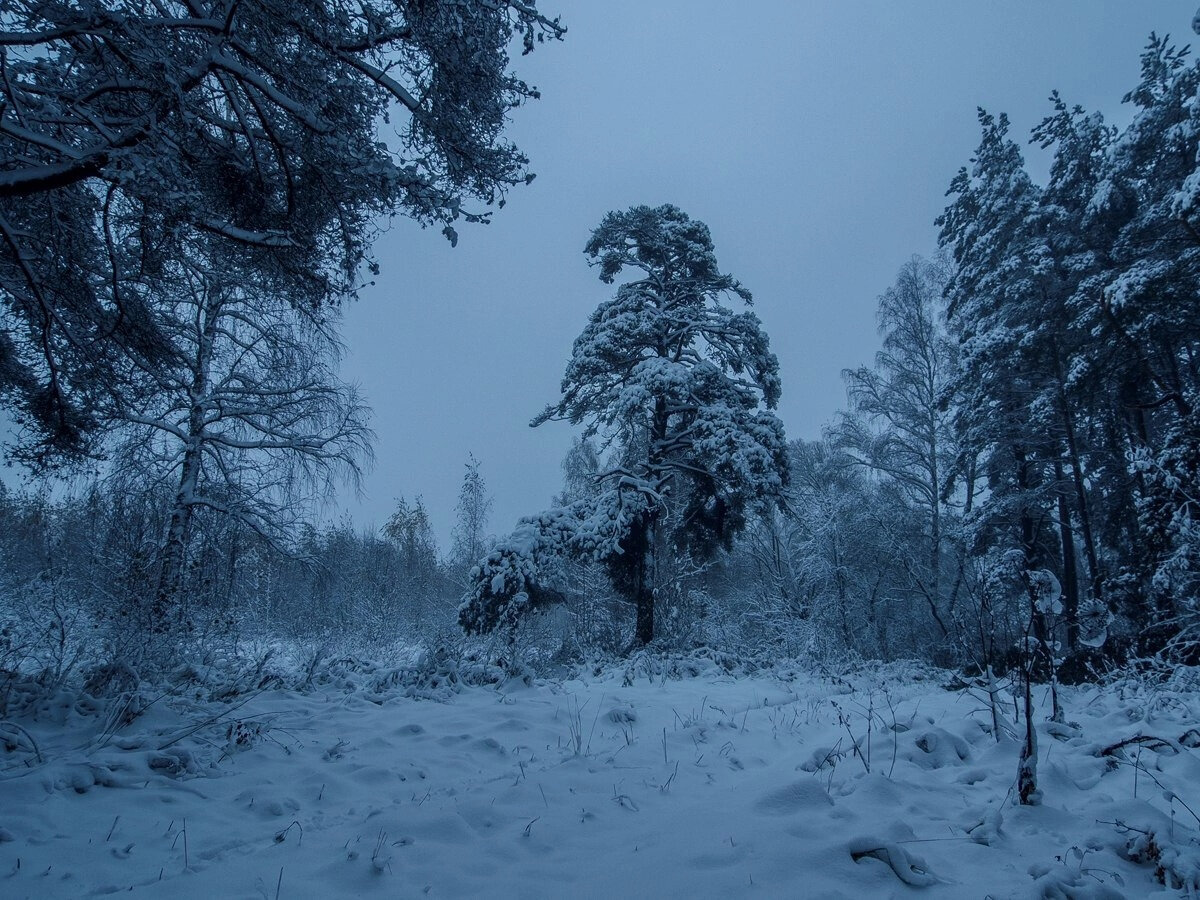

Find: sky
4;2;1198;549
329;0;1200;548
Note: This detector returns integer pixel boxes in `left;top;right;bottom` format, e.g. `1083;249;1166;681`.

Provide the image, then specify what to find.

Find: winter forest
4;3;1200;898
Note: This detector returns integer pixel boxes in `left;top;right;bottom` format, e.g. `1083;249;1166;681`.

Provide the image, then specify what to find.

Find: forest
3;3;1200;898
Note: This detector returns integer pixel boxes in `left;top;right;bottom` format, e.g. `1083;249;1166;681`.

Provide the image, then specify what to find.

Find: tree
555;436;603;507
1088;36;1200;646
784;439;896;656
450;453;493;577
462;204;788;646
383;494;442;626
938;110;1068;658
1029;91;1118;641
834;256;961;640
550;436;624;650
105;275;371;626
0;0;564;464
384;495;438;574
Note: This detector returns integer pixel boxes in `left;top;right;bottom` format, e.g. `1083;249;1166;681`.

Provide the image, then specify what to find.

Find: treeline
723;34;1200;670
0;471;495;692
453;35;1200;672
937;34;1200;665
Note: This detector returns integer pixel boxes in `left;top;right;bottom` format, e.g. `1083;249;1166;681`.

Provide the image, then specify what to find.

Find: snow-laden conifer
461;205;787;645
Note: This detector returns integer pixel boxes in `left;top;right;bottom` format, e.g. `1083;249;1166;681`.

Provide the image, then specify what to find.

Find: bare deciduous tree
107;274;372;625
834;256;964;641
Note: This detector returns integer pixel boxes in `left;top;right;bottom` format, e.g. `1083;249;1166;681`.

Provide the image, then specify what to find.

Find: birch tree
834;256;962;639
107;274;371;627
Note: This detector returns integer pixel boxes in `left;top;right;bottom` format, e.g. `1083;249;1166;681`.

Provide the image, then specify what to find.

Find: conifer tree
461;205;787;646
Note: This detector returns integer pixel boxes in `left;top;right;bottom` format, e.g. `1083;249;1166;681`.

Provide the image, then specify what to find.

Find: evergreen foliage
462;205;788;645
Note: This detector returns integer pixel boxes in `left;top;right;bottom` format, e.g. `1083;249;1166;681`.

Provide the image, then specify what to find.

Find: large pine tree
461;205;787;646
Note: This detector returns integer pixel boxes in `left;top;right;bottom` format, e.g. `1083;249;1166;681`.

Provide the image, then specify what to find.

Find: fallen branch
849;838;941;887
1098;734;1179;758
157;689;265;751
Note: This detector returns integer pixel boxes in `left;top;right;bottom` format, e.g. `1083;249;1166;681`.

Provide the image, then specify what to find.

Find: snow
2;657;1199;898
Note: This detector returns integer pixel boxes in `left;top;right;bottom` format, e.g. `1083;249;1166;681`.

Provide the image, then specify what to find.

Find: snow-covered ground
2;656;1199;898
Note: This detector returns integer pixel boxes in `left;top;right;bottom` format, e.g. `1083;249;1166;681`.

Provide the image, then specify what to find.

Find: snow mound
753;779;834;814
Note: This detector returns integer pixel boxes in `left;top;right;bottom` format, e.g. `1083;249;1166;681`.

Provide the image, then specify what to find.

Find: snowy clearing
3;659;1200;898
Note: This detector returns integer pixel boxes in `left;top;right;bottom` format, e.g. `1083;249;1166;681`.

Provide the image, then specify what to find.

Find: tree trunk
153;438;201;629
153;520;185;627
1017;670;1039;805
929;413;943;626
1053;348;1102;608
1015;445;1048;647
153;291;218;630
633;389;670;647
1054;458;1080;650
634;515;657;646
985;664;1003;743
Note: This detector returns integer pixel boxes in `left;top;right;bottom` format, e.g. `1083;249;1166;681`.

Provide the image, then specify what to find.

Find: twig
1099;734;1178;758
585;693;604;755
661;760;679;793
1109;757;1200;828
157;690;264;751
274;820;303;845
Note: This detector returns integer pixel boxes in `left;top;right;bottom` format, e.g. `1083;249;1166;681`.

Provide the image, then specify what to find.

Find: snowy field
3;657;1199;899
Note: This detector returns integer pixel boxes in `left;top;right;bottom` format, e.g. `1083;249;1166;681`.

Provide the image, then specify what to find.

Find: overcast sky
332;1;1200;549
5;2;1196;548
